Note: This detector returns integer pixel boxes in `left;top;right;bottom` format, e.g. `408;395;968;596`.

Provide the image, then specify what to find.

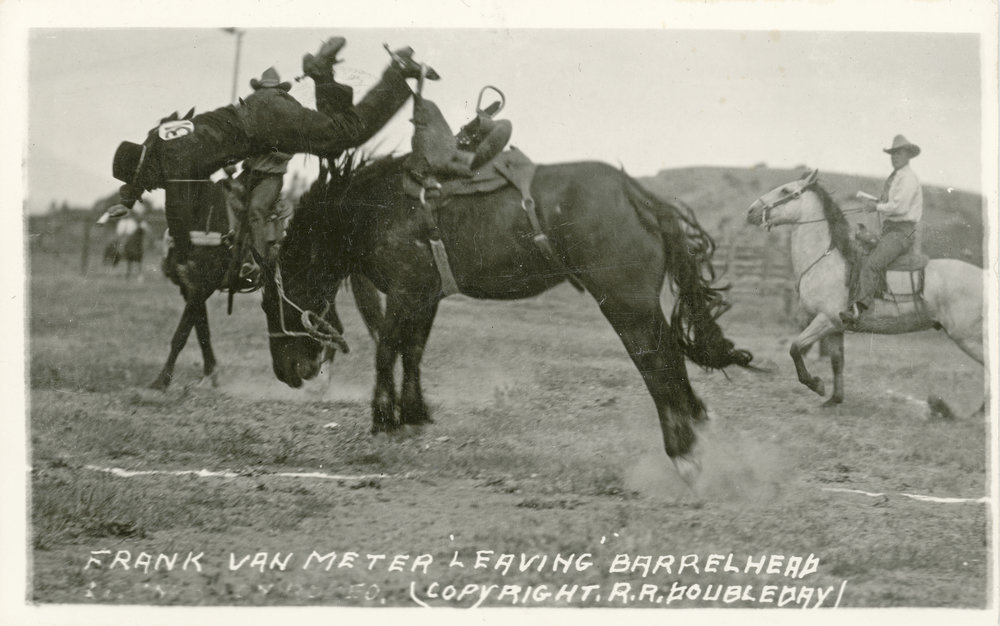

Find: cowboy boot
385;45;440;80
302;36;347;81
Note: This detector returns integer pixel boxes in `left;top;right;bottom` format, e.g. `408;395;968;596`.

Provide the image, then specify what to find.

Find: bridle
754;177;865;230
751;176;864;293
755;179;820;231
268;261;350;354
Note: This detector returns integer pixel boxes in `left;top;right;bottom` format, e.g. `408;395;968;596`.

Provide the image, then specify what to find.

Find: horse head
258;160;361;388
746;169;821;229
258;244;349;388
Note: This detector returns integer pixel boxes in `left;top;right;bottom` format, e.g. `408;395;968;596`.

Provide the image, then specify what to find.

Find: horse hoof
809;378;826;397
821;397;843;408
401;406;433;426
371;421;400;435
149;379;169;392
671;444;703;490
197;373;218;389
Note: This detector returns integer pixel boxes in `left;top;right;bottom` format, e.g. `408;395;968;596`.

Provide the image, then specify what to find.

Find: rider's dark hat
112;141;147;183
884;134;921;157
250;67;292;92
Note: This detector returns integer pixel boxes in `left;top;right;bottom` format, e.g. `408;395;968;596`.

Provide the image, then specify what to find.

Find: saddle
161;177;262;295
399;85;583;296
403;92;513;193
851;223;929;303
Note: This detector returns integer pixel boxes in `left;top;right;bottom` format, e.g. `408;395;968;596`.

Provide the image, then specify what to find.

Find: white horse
746;169;983;407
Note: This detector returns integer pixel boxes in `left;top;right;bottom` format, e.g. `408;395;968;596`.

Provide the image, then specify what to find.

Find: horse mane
280;151;382;281
812;182;855;264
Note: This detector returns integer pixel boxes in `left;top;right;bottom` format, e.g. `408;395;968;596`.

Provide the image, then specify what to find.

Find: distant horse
260;154;754;483
150;172;383;391
105;217;148;281
102;241;119;266
746;169;983;406
119;219;149;282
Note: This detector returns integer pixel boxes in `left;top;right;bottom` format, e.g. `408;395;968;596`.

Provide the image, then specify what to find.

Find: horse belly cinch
407;148;586;298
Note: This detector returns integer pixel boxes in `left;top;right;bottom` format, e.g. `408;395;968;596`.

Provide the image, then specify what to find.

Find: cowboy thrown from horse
109;37;438;291
839;134;924;325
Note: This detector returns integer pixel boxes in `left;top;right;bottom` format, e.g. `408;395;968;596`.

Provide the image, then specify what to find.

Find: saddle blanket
402;147;534;199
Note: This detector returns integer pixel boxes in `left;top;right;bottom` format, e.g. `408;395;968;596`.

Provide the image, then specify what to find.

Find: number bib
158;120;195;141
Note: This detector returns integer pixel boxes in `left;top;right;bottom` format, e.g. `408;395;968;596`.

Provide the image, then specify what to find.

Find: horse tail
622;174;754;371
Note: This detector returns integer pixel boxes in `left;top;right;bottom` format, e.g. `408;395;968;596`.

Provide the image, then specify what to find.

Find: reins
268;261;350;354
756;180;864;293
758;179;863;230
795;244;836;295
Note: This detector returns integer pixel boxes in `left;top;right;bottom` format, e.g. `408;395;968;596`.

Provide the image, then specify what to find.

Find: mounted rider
237;68;297;252
840;134;924;325
109;37;437;292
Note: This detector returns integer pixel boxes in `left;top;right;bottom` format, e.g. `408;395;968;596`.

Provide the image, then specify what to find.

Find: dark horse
150;172;383;391
151;180;244;389
261;154;754;483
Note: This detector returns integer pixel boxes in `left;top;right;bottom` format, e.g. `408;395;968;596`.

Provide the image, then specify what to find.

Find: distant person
840;134;923;325
108;37;437;292
112;205;151;281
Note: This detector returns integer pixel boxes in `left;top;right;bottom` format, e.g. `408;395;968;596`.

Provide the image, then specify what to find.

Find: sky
11;1;995;214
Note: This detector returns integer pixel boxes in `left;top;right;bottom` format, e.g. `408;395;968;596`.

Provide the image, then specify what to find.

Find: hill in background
639;166;984;266
27;165;986;269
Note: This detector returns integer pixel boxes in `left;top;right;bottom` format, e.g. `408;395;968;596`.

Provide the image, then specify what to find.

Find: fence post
80;216;91;275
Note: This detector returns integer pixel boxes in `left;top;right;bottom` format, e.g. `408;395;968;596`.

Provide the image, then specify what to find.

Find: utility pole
222;28;245;103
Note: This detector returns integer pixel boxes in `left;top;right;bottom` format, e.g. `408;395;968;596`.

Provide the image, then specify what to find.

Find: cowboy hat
250;67;292;92
883;134;921;157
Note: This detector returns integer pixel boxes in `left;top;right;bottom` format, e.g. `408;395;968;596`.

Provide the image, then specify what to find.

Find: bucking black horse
150;171;382;390
260;152;754;483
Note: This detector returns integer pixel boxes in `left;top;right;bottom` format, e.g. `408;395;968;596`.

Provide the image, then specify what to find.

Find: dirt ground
25;250;993;611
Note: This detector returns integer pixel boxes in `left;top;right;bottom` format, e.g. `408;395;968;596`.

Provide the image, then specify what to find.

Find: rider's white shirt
877;164;923;223
116;217;139;237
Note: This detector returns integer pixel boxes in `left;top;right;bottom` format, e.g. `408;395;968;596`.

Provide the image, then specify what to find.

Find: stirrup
475;85;506;117
839;303;862;325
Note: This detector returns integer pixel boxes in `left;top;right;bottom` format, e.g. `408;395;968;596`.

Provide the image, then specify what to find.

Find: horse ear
804;169;819;185
183;107;195;120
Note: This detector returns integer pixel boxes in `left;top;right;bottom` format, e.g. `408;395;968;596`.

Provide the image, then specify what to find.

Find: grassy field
26;238;991;609
22;165;992;613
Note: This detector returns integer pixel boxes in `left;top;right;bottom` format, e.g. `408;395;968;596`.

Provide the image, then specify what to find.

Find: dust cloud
623;416;796;505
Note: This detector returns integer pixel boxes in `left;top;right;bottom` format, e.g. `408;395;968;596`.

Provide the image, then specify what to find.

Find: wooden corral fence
28;199;165;276
711;216;796;317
